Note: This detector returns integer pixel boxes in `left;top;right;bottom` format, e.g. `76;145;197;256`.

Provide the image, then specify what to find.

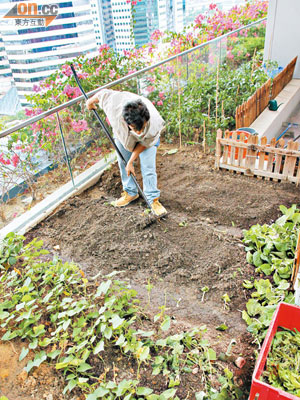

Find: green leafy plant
242;205;299;341
262;328;300;396
0;232;243;399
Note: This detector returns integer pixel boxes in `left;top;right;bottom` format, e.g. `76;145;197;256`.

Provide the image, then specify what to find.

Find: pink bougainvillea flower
98;44;110;53
146;85;155;93
150;29;163;42
227;50;234;60
109;69;116;79
61;64;72;77
0;153;11;165
157;100;163;106
159;92;165;99
127;69;137;75
166;65;175;74
11;154;20;167
78;72;89;79
33;84;41;93
71;120;88;133
63;85;81;99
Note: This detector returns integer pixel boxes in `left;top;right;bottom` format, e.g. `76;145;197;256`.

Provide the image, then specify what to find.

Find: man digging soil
86;88;167;217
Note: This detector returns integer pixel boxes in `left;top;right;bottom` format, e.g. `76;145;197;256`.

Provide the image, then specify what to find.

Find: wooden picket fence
235;56;298;129
235;79;271;128
215;129;300;184
271;56;298;99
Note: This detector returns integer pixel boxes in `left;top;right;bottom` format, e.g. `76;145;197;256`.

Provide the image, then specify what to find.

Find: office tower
111;0;133;53
0;0;98;105
0;32;13;97
90;0;115;49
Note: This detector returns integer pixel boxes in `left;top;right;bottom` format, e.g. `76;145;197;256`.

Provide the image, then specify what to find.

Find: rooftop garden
0;0;269;215
7;4;300;399
2;2;300;398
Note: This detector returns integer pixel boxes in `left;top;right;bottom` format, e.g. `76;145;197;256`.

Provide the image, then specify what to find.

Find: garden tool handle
70;64;154;212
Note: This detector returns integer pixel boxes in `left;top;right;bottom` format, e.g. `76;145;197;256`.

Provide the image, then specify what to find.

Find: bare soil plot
2;144;300;400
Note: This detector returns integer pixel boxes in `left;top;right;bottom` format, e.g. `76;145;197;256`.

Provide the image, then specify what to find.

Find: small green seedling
216;323;228;331
179;221;188;227
222;293;231;310
201;286;209;302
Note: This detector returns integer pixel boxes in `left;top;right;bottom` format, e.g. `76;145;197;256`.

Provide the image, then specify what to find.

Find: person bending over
86;89;167;217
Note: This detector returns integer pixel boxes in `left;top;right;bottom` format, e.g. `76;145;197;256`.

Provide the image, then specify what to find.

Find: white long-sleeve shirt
96;89;165;152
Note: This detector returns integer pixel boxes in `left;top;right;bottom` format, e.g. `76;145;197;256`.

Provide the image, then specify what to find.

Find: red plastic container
249;302;300;400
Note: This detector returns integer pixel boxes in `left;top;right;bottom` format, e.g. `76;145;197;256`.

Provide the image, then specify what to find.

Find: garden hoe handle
70;64;154;214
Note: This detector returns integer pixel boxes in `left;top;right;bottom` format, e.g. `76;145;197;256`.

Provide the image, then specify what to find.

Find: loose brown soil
2;144;300;399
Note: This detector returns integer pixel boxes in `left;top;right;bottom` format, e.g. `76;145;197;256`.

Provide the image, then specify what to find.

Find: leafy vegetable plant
262;328;300;396
242;205;298;342
0;233;242;399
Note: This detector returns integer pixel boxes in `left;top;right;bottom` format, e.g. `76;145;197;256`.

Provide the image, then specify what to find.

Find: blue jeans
115;139;160;204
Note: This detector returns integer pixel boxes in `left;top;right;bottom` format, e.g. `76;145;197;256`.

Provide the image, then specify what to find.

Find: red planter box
249;302;300;400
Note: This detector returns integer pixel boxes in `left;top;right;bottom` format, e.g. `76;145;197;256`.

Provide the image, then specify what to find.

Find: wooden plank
296;159;300;187
265;137;276;179
218;160;300;184
288;141;299;177
218;163;284;180
230;131;237;165
250;135;258;169
259;84;264;114
215;129;223;169
256;87;261;117
219;139;300;157
222;130;230;165
237;132;245;167
274;138;285;175
245;134;257;170
265;80;271;110
258;136;268;170
242;103;246;127
286;56;297;84
235;106;239;129
282;140;295;179
246;97;251;126
250;94;256;125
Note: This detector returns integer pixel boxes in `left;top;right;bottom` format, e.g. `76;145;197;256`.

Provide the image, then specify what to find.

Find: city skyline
0;0;245;108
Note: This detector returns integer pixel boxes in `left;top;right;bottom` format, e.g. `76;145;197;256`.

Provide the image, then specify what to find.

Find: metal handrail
0;17;266;139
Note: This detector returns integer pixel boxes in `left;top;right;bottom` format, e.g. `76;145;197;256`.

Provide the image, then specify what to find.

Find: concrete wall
264;0;300;78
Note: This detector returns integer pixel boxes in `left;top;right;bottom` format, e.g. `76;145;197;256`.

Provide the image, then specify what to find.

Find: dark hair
122;99;150;131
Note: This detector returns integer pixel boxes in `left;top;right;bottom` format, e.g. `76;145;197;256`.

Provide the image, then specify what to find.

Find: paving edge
0;152;116;241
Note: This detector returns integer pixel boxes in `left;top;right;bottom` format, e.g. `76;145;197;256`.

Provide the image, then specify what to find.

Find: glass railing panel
0;114;71;228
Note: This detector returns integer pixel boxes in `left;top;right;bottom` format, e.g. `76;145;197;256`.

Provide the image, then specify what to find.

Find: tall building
133;0;158;48
0;0;98;105
111;0;133;53
0;33;13;97
90;0;115;49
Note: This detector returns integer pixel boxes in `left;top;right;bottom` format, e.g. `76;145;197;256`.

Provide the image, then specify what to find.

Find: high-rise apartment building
0;0;98;105
90;0;115;49
111;0;133;53
0;33;13;97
